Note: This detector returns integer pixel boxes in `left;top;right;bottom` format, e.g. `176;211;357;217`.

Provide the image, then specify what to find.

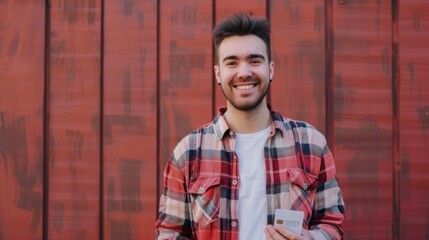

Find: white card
274;209;304;235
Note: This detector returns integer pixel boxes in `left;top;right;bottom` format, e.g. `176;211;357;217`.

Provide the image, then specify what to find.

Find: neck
223;101;271;134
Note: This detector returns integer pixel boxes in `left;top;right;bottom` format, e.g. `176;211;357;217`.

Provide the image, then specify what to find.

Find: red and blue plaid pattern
156;107;345;239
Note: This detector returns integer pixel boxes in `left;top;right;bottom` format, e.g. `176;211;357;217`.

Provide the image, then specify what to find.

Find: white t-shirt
235;126;271;240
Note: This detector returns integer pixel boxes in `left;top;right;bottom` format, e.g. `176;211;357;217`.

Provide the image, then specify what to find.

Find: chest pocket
289;168;318;191
188;176;221;226
288;168;318;224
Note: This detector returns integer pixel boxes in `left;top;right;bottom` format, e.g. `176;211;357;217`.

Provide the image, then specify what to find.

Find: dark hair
213;13;271;63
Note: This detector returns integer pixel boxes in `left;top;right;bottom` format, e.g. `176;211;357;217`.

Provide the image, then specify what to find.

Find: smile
235;84;256;90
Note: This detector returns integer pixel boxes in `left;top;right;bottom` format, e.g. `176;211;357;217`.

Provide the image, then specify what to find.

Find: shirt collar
213;105;285;140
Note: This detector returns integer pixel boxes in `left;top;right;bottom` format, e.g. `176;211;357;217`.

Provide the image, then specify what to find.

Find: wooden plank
47;1;101;239
159;0;213;188
333;1;393;238
103;1;157;239
0;1;45;239
269;0;326;132
215;0;266;20
398;0;429;238
214;0;266;115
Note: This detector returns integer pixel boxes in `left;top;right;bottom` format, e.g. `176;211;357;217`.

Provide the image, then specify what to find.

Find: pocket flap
288;168;318;190
188;176;221;194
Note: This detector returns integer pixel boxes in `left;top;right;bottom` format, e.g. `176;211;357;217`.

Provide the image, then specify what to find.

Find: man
156;13;345;239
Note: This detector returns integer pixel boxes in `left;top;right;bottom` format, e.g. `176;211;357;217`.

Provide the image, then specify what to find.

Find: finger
273;225;304;240
274;225;293;237
265;225;276;237
266;225;287;240
265;228;274;240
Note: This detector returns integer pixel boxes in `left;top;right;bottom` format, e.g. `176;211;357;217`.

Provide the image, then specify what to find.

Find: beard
220;78;271;111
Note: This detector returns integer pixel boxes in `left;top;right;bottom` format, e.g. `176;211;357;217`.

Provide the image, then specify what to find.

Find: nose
237;63;252;79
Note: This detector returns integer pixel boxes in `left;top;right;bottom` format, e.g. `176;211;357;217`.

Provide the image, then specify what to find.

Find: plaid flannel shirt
156;107;345;239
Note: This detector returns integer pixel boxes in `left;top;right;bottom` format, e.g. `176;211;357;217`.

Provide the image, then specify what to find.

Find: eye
225;61;237;67
250;59;263;65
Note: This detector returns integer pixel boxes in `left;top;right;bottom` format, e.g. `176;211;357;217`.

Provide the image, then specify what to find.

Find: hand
265;224;308;240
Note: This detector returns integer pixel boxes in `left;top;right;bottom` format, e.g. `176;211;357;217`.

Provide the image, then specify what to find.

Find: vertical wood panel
215;0;266;20
214;0;266;114
48;1;101;239
399;0;429;238
159;0;213;187
1;1;428;239
270;0;326;132
0;1;45;239
333;1;393;238
103;1;157;239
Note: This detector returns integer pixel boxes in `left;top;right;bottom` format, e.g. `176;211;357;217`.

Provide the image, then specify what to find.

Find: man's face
214;35;274;112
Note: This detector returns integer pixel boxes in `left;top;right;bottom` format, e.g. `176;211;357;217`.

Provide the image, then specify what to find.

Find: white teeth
236;85;254;90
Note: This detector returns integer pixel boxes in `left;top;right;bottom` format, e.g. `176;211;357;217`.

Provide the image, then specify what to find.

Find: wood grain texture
159;0;213;189
215;0;266;21
269;0;326;132
103;0;157;239
214;0;266;114
398;0;429;238
1;1;428;238
47;1;101;239
0;1;45;239
333;0;393;238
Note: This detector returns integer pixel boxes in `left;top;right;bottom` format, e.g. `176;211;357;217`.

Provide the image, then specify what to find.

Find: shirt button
232;179;238;185
231;221;237;228
303;183;308;190
198;187;205;194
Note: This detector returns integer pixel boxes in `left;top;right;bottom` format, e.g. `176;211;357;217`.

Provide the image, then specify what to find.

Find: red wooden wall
1;0;428;239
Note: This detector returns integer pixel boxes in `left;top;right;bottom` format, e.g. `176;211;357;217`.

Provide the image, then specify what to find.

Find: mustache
232;76;261;84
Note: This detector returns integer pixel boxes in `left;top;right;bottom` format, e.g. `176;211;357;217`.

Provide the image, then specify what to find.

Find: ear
214;65;221;85
269;61;274;81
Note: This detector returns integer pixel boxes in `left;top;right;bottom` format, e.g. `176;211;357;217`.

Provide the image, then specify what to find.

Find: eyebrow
222;54;266;63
